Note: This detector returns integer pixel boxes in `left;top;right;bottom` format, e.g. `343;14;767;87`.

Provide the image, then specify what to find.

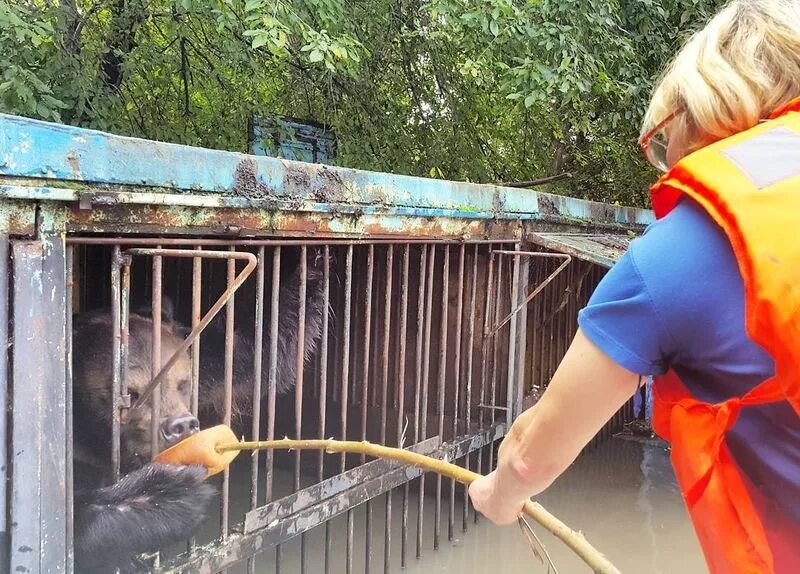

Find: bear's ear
160;297;176;325
134;296;176;326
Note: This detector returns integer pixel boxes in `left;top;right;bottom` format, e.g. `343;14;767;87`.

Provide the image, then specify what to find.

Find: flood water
180;437;705;574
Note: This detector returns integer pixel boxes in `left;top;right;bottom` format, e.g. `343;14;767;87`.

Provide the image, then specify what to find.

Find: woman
469;1;800;572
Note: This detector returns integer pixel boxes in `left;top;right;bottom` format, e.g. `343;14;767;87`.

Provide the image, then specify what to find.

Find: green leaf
489;20;499;37
309;49;324;63
252;34;268;49
524;94;536;108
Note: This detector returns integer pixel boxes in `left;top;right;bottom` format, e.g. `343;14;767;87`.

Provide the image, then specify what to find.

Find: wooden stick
217;438;621;574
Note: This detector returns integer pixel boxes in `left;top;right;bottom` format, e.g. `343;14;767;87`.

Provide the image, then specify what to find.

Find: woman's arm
469;328;641;525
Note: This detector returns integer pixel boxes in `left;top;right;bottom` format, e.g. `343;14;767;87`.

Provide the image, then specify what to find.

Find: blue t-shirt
578;198;800;524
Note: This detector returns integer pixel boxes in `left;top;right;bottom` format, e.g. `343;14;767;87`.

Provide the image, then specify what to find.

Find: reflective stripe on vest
649;96;800;574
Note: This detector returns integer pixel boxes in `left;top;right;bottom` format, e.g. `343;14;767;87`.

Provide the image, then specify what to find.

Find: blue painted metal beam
0;114;654;227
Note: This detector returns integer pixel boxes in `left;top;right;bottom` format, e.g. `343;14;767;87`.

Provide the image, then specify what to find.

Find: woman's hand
468;470;526;525
468;329;640;526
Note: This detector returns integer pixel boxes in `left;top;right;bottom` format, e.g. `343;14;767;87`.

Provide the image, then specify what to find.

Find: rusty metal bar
111;246;123;481
417;243;436;558
319;246;331;574
150;251;163;459
295;247;308;574
513;255;530;420
361;245;374;459
191;247;202;417
409;244;427;567
187;245;200;547
504;245;521;423
221;248;236;543
398;244;410;569
67;237;514;247
463;243;479;532
381;245;394;574
371;254;382;410
434;246;450;550
271;250;283;574
449;243;465;541
65;245;75;574
247;246;266;574
122;249;257;410
413;246;427;445
120;259;131;460
265;247;280;503
488;252;503;472
475;246;494;523
361;245;375;574
341;245;354;574
490;251;572;336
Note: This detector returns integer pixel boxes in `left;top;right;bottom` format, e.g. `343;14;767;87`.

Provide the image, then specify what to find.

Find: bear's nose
160;415;200;446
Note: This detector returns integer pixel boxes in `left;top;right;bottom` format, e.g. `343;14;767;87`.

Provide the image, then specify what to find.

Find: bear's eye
178;380;190;395
129;390;141;403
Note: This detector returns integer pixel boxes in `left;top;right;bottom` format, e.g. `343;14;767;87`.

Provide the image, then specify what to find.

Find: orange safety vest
650;96;800;573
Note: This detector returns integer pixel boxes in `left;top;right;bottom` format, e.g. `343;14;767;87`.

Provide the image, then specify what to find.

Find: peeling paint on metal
0;114;655;228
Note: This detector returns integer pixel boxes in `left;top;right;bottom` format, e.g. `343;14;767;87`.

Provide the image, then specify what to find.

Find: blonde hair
641;0;800;151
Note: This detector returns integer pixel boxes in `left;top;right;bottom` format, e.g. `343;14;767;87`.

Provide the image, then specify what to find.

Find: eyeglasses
640;109;682;172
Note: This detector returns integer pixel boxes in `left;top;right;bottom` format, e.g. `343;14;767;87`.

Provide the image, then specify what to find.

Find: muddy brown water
174;438;705;573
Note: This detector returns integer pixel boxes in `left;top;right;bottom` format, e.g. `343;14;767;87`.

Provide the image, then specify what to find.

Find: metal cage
0;113;652;574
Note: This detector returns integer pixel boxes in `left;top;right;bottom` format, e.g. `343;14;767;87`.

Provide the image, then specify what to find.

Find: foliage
0;0;727;206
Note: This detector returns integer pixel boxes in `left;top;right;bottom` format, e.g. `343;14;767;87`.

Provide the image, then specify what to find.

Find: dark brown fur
72;308;212;573
71;247;329;572
196;247;328;420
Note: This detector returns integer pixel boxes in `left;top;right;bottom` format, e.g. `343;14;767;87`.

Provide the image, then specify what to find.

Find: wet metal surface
529;232;634;268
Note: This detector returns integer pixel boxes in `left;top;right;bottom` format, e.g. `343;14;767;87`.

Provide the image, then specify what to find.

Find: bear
71;307;214;573
71;247;329;572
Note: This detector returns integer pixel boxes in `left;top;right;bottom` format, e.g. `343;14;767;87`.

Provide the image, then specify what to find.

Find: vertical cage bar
361;245;375;574
265;247;281;502
319;247;332;574
295;248;308;574
188;247;202;554
269;249;281;574
247;247;266;574
65;245;74;574
505;246;521;421
191;247;202;418
476;250;495;522
381;245;394;574
361;246;374;459
341;246;354;574
514;256;530;420
150;252;163;459
120;261;131;444
370;253;381;409
416;244;436;558
221;249;236;540
413;246;427;445
0;234;8;569
408;245;427;567
449;244;465;541
463;244;479;531
488;254;503;472
111;246;122;482
397;245;410;569
434;246;450;550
